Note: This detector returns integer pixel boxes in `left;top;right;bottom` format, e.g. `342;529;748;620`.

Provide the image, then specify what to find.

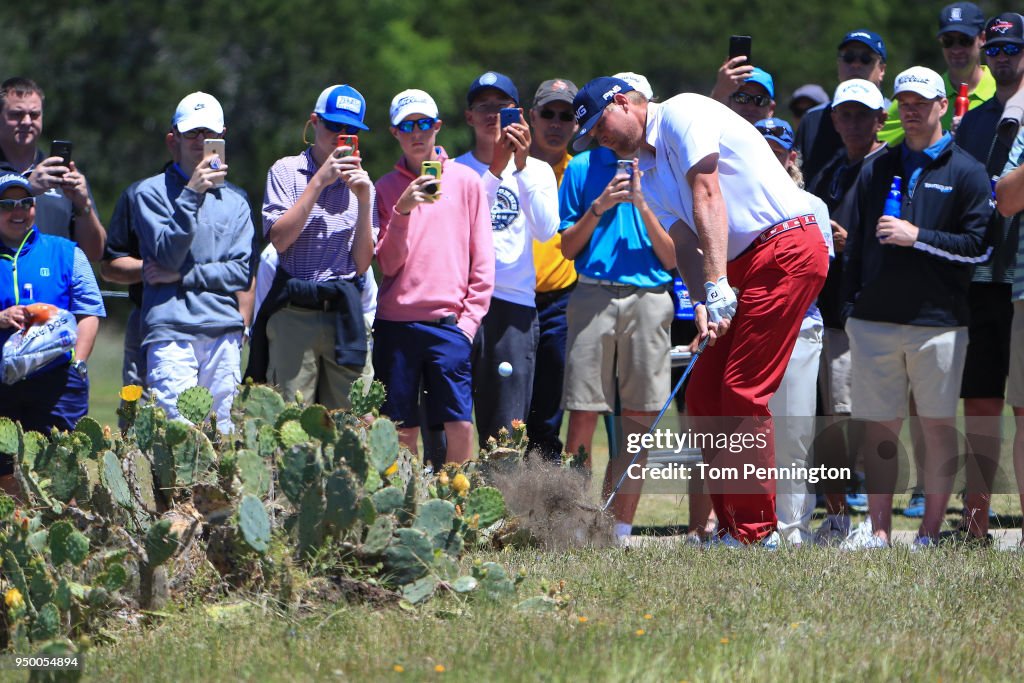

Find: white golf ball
498;361;513;377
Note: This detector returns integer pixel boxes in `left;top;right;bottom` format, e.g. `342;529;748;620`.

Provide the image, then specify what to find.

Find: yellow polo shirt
533;152;578;293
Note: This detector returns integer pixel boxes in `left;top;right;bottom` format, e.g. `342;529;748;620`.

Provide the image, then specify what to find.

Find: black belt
422;314;458;326
536;282;577;307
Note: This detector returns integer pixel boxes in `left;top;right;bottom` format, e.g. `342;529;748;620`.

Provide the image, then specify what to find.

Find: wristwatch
71;359;88;379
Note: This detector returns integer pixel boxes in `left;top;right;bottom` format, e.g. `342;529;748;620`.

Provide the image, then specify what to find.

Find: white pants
147;334;242;432
771;318;823;545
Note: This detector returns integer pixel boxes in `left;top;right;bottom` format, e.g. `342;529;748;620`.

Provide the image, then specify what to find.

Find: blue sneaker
901;494;925;518
845;493;868;512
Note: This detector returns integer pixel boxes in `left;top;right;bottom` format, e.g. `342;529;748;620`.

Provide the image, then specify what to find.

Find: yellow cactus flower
643;613;653;620
119;385;143;402
439;471;450;487
393;665;405;673
384;461;398;477
5;588;24;609
451;473;470;495
434;664;446;673
577;616;588;624
635;629;645;636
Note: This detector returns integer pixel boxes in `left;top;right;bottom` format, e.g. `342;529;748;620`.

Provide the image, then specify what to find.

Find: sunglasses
839;52;878;65
318;116;362;135
177;128;223;140
395;117;437;133
985;43;1023;58
940;34;975;49
0;197;35;211
730;91;771;107
538;109;575;122
756;125;792;141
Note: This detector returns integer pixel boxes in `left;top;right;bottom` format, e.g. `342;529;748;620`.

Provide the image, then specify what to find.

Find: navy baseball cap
985;13;1024;47
314;84;370;131
937;2;986;37
839;29;888;62
466;71;519;107
754;118;795;151
0;173;31;195
571;77;635;152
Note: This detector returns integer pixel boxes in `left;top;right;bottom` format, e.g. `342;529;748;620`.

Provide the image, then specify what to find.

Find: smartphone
499;107;521;130
336;134;359;157
203;138;226;188
50;140;73;174
616;159;634;178
421;160;442;198
729;35;752;66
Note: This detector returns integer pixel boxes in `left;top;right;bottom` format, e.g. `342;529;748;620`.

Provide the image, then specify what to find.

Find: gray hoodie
133;165;254;345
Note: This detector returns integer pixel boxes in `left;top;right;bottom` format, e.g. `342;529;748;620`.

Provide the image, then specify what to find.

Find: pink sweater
374;148;495;340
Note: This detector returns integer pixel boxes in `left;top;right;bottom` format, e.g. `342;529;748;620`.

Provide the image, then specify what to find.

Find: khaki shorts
846;317;967;419
818;327;852;415
1006;300;1024;407
562;281;672;412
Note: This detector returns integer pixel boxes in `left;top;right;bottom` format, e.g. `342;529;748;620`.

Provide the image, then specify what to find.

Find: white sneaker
814;515;851;546
758;531;782;551
704;531;781;550
703;532;745;549
909;535;937;553
840;520;888;550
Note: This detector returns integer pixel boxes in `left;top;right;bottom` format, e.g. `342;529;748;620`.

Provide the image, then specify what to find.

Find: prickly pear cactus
238;494;271;553
349;377;386;417
368;419;400;474
361;515;393;555
234;383;286;421
135;403;166;452
48;520;89;566
324;466;359;532
145;519;179;567
278;420;309;450
177;385;214;425
300;405;336;442
236;449;270;497
466;486;507;527
278;443;322;506
334;428;367;480
413;499;458;553
0;416;20;455
383;528;433;585
101;451;134;510
74;416;107;457
371;486;404;517
297;484;325;557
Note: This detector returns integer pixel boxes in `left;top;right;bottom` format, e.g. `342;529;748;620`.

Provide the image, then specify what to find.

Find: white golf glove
704;277;738;324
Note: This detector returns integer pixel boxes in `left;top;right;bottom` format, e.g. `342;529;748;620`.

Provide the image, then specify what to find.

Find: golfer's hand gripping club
704;276;737;324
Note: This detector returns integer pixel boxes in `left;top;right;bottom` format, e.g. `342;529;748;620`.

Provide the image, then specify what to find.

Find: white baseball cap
832;79;884;110
893;66;945;100
612;72;654;100
172;92;225;133
389;89;439;126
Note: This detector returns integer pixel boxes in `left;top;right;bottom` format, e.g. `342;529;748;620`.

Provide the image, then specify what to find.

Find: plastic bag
1;307;78;385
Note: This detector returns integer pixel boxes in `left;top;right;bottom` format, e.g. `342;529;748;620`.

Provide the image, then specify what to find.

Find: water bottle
882;176;902;218
673;277;695;321
955;83;969;118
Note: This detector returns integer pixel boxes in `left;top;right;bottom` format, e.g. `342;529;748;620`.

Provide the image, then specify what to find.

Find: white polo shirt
638;94;810;260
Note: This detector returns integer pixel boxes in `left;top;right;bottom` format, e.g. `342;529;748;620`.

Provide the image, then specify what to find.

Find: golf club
602;335;710;512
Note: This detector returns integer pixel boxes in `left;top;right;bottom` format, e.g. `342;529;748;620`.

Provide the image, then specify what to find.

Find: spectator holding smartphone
248;84;376;410
455;72;559;447
131;92;253;429
373;89;494;463
0;77;105;261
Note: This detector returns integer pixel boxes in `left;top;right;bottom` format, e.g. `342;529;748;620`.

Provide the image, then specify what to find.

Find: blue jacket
133;165;254;345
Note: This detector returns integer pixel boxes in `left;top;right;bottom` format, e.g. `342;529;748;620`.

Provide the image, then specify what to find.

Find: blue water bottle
673;277;695;321
882;176;902;218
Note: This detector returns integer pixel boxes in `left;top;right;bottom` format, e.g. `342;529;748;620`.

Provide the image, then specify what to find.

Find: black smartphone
729;35;752;66
499;107;521;130
50;140;73;169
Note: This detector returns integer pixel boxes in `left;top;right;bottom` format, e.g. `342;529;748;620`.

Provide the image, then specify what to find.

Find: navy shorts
372;320;474;427
960;282;1013;399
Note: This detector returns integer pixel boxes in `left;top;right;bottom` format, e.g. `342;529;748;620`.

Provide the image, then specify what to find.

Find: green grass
76;544;1024;682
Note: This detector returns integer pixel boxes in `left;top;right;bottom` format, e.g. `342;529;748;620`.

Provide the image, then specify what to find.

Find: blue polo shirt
558;147;672;288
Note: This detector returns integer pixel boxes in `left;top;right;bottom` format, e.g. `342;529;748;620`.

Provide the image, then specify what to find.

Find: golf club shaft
602;336;709;512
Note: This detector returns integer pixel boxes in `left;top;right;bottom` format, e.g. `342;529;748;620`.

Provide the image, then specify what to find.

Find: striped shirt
262;147;378;281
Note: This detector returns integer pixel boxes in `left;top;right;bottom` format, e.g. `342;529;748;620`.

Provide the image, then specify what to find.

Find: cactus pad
413;499;458;551
297;484;325;556
145;519;179;567
402;575;438;605
361;515;393;555
74;416;106;457
30;602;61;641
101;451;134;510
349;377;386;416
371;486;404;517
278;443;322;506
0;416;19;455
135;404;165;451
277;420;309;450
234;383;286;421
368;419;400;474
300;405;336;442
324;467;359;532
465;486;506;527
239;494;271;553
383;527;433;585
236;449;270;497
177;385;214;425
334;428;367;481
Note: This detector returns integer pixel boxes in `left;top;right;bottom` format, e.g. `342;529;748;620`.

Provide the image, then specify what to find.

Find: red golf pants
685;224;829;543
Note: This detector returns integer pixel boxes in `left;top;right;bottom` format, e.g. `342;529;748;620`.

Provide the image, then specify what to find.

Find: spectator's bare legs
963;397;1003;536
603;410;655;525
864;418;902;543
399;421;474;465
919;416;958;539
1014;408;1024;545
566;410;600;472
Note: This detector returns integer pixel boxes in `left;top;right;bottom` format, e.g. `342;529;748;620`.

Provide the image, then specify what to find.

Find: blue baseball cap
466;71;519;107
0;173;31;196
571;76;635;152
314;84;369;131
839;29;888;62
754;118;795;151
745;67;775;99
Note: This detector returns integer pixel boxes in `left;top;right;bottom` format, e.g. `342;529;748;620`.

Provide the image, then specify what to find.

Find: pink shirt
374;148;494;340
